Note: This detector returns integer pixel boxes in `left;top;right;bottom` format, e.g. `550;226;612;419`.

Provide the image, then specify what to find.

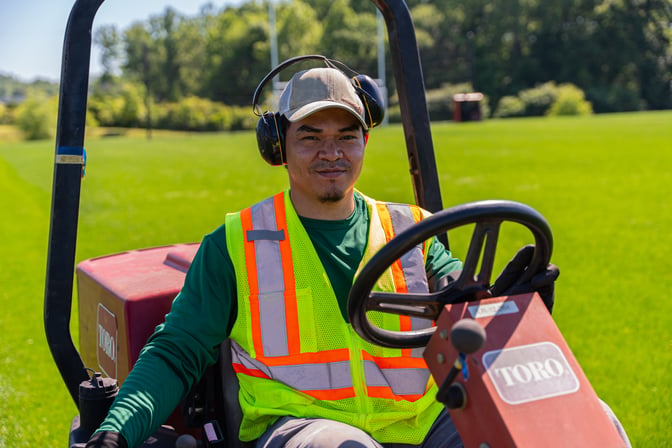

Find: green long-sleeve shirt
96;192;462;447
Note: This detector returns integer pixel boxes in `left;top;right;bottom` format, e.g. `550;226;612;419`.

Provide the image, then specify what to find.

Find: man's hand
490;245;560;313
86;431;128;448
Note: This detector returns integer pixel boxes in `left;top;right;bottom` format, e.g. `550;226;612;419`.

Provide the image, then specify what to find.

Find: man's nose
319;140;343;160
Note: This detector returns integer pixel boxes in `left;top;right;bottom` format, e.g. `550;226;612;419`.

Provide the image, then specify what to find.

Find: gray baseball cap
278;67;368;129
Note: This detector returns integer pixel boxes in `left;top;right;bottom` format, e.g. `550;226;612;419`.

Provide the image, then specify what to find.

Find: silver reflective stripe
231;341;353;391
231;340;274;378
410;316;432;330
386;203;429;294
410;345;426;358
259;292;288;356
400;249;428;293
363;360;430;395
271;361;352;391
249;198;289;357
250;198;284;293
386;203;416;233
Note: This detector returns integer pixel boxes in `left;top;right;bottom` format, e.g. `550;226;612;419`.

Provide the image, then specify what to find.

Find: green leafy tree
202;3;270;105
276;0;322;62
175;16;209;98
94;24;122;82
123;23;156;91
15;91;57;140
148;8;184;102
88;80;147;127
320;0;377;74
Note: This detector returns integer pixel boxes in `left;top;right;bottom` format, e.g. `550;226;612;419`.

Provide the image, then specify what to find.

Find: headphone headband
253;55;331;116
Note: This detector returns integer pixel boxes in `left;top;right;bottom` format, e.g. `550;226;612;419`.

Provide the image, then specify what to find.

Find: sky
0;0;243;82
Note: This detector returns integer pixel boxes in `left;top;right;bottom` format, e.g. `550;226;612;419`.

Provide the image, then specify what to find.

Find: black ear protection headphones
252;55;385;166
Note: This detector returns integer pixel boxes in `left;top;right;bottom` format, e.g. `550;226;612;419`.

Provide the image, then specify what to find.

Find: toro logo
97;303;117;378
482;342;579;405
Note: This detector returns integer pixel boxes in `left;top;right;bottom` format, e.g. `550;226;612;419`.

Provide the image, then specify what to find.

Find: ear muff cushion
253;55;329;166
256;112;285;166
352;74;385;128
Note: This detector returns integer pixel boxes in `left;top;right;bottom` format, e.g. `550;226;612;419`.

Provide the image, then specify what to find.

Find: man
86;65;622;448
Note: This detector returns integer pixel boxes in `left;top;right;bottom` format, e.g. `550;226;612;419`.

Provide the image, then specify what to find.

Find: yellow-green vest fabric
225;190;443;443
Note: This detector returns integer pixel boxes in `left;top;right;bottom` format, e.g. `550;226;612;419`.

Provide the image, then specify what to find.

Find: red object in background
77;243;200;432
424;293;626;448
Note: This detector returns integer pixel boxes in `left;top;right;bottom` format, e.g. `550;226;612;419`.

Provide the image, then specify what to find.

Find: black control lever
435;318;486;409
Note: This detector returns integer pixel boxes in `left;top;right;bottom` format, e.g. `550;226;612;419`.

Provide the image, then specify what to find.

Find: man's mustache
311;162;351;171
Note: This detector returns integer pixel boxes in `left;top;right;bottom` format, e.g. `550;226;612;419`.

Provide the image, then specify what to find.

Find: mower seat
214;339;256;448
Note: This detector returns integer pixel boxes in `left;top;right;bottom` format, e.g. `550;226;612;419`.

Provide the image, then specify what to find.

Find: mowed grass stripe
0;157;73;446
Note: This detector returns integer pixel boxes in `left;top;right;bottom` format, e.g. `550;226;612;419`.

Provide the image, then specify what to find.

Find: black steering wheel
347;200;553;349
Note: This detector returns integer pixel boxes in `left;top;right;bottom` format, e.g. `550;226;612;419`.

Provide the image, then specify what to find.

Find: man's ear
364;132;369;146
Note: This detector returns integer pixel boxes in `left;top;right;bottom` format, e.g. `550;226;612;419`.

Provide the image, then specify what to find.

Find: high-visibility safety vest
225;190;444;443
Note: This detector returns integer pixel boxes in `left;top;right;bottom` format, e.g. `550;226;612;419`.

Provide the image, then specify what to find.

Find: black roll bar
45;0;444;410
46;0;106;406
372;0;444;213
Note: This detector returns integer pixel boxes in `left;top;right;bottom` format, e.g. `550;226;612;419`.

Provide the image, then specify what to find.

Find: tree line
3;0;672;138
94;0;672;113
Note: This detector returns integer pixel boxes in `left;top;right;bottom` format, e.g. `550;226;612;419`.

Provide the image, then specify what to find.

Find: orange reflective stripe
410;205;423;223
304;388;356;400
393;260;409;293
259;348;350;366
361;352;429;369
233;363;271;379
273;192;301;355
398;319;413;356
240;207;258;296
376;202;394;240
240;207;265;356
366;386;424;402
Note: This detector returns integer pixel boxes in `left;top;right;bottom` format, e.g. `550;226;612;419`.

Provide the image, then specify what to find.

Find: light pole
376;8;389;125
269;1;279;94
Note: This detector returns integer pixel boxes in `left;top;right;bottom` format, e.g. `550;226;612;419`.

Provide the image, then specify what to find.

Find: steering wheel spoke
368;291;443;319
460;219;502;290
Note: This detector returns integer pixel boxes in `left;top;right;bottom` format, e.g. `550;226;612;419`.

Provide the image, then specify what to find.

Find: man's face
284;107;366;210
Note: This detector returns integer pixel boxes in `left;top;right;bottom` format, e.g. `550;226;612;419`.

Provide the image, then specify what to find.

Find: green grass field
1;111;670;446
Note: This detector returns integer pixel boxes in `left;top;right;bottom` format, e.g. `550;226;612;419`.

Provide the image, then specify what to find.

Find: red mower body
424;292;626;447
76;244;200;433
77;243;200;382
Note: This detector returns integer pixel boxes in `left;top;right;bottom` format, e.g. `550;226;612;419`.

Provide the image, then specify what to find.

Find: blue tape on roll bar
56;146;87;177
